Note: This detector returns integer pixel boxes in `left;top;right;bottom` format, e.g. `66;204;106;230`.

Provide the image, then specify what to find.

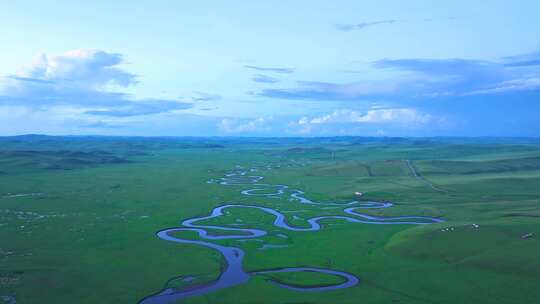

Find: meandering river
140;166;443;304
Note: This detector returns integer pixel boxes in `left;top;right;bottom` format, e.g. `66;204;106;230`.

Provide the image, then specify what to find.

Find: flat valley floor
1;136;539;303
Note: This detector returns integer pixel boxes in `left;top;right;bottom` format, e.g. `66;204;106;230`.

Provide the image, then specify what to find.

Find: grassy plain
1;135;539;303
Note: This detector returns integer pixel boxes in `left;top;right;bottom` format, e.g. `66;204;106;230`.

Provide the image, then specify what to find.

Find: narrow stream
140;166;444;304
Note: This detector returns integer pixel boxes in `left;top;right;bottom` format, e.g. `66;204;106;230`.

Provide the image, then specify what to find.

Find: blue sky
1;0;539;136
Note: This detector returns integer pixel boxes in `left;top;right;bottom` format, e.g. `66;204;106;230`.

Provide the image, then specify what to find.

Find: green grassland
1;136;539;303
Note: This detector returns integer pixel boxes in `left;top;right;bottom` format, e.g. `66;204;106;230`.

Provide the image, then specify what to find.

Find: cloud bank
298;108;432;125
256;50;540;101
0;49;192;116
218;117;274;134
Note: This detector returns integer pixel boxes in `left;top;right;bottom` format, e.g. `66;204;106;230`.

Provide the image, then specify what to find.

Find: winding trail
405;160;448;193
140;165;444;304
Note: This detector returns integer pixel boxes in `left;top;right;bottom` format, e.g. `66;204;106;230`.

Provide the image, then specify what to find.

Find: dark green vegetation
1;135;539;303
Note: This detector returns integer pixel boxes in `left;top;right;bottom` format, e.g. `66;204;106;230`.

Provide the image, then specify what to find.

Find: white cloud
301;108;432;125
4;49;136;95
285;108;436;136
0;49;191;116
464;77;540;95
218;116;273;133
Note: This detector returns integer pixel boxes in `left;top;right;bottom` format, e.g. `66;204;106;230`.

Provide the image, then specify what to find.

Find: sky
1;0;540;137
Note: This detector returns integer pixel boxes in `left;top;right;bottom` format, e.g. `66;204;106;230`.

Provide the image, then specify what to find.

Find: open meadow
1;135;539;304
